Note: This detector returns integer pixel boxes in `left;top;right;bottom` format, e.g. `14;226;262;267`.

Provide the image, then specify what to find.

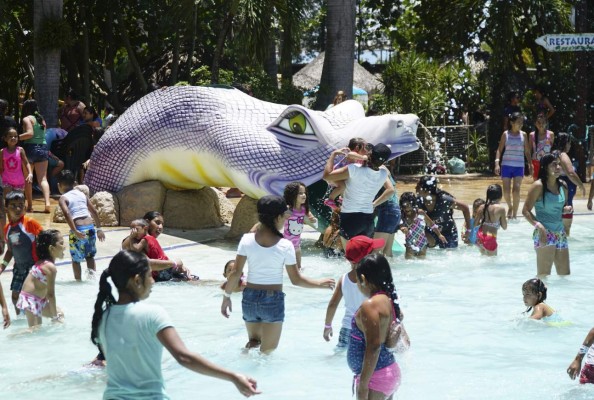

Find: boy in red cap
323;235;385;350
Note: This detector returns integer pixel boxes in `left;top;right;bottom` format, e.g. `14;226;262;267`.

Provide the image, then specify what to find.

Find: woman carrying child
221;195;335;354
399;192;446;259
283;182;318;270
92;251;260;398
17;229;65;327
348;253;404;400
324;138;369;210
475;184;507;256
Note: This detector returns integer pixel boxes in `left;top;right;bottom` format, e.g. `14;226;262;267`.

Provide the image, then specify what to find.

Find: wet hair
417;175;440;196
257;199;286;239
36;229;62;261
21;99;45;126
399;191;418;211
57;169;76;186
348;137;366;152
522;278;547;313
538;153;562;205
480;184;502;227
552;132;571;153
223;260;235;277
5;190;25;207
509;111;524;123
143;211;162;222
131;218;148;228
284;181;309;214
472;198;485;216
356;253;403;321
91;250;150;347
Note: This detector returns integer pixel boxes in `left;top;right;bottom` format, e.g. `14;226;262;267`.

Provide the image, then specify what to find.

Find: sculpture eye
278;112;314;135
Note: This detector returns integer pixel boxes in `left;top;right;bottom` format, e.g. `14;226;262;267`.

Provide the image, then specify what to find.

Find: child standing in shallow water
475;184;507;256
0;191;43;314
58;170;105;280
398;192;446;259
17;229;65;327
283;182;318;270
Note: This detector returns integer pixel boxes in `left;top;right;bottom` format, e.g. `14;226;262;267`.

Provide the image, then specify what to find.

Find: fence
396;124;484;173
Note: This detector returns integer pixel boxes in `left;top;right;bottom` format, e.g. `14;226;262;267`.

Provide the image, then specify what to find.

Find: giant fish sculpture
85;86;419;198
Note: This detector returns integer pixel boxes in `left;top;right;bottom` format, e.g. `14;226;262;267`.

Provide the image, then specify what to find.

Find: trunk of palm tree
81;2;90;103
117;6;148;95
263;38;278;84
170;29;182;85
211;10;235;84
33;0;63;128
102;0;124;114
186;1;198;82
315;0;355;110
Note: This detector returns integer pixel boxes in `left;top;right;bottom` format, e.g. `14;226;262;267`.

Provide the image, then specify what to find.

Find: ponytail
90;269;115;346
33;111;45;127
258;213;283;238
356;253;403;321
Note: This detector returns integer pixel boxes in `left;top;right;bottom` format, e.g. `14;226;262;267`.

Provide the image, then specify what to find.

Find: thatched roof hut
292;52;384;94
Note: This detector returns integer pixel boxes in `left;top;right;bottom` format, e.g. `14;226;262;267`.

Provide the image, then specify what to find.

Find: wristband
533;221;541;228
494;159;500;162
223;291;232;298
579;345;589;355
324;324;332;329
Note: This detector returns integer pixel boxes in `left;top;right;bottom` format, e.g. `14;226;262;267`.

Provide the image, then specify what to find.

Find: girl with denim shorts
494;112;532;219
373;174;401;257
221;195;335;354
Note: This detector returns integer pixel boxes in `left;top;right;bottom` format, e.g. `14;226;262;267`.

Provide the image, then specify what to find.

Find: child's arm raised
323;276;344;342
421;210;446;243
19;148;33;183
86;197;105;242
568;327;594;380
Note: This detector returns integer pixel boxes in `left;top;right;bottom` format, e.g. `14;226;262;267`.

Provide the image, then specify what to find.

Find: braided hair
522;278;548;313
356;253;403;321
90;251;150;348
480;184;502;228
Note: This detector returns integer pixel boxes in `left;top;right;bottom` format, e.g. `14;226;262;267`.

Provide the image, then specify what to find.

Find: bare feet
245;339;261;349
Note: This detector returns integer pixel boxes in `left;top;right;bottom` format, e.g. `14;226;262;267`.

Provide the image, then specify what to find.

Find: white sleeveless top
340;272;367;329
63;189;90;220
342;164;388;214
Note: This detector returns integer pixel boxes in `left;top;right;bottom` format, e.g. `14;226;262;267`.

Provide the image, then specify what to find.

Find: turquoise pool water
1;217;594;399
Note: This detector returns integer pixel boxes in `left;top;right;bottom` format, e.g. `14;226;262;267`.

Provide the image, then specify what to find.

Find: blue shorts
24;143;49;163
501;165;524;179
375;202;401;234
242;287;285;323
69;224;97;262
10;263;32;292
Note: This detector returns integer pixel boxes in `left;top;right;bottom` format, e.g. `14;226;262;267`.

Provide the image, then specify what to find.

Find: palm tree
316;0;356;110
33;0;63;128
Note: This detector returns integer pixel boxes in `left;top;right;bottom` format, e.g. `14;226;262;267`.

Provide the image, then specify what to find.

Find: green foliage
465;130;488;164
191;65;234;86
36;17;73;50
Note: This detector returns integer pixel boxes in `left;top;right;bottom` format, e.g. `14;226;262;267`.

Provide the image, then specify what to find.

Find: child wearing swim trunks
475;184;507;256
323;235;385;350
17;229;65;327
57;170;105;280
0;191;43;314
398;192;446;259
323;137;369;210
567;327;594;384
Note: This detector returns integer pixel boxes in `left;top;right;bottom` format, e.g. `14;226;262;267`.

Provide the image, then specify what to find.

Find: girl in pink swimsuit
16;229;65;327
283;182;318;269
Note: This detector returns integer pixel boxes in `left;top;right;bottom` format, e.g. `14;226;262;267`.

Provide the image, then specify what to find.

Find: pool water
1;217;594;400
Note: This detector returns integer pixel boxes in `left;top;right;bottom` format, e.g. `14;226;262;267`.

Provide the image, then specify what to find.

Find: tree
33;0;63;128
316;0;356;109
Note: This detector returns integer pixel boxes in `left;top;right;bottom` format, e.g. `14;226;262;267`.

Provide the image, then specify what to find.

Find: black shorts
339;212;374;240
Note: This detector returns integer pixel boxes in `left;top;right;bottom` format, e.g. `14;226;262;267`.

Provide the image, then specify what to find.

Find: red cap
345;236;385;264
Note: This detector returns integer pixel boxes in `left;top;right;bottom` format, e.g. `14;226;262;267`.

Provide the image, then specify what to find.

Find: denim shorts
375;202;401;234
242;287;285;323
24;143;49;163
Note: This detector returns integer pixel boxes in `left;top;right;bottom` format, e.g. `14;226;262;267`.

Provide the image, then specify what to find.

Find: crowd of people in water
1;100;594;398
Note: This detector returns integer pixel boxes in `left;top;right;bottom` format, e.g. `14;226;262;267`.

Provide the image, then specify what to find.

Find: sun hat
345;235;386;263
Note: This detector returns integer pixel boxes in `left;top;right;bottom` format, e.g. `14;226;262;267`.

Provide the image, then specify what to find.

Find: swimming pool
1;217;593;399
